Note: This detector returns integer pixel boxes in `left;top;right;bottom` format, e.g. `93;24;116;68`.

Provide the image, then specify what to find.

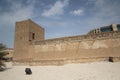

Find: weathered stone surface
13;19;120;65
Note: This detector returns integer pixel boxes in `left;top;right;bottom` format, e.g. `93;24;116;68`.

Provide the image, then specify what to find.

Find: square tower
13;19;44;61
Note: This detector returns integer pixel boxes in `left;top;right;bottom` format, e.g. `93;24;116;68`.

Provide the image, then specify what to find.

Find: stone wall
20;31;120;65
13;19;120;65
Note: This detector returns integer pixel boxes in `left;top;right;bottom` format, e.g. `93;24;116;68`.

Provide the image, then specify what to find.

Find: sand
0;62;120;80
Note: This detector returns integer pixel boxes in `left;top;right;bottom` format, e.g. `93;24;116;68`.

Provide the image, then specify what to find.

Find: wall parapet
35;31;120;45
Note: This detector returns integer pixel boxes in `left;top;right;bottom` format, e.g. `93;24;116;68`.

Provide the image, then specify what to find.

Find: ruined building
13;19;120;65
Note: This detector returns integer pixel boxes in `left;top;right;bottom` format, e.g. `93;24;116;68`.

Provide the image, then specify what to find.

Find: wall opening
29;32;35;41
32;33;35;40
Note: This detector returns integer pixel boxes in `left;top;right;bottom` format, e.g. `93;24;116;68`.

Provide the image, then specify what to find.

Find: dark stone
109;57;113;62
25;68;32;75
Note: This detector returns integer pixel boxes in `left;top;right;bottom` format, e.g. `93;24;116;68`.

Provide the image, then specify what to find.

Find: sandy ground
0;62;120;80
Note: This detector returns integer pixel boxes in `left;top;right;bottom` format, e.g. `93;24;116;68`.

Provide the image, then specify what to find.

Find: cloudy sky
0;0;120;48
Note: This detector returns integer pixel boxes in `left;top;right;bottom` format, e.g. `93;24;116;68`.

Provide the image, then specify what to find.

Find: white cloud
0;0;35;26
42;0;69;17
0;0;36;48
70;9;84;16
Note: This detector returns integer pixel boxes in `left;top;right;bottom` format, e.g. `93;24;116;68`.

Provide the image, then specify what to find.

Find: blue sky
0;0;120;48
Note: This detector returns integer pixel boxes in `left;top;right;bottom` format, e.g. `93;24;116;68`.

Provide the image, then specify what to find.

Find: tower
13;19;44;61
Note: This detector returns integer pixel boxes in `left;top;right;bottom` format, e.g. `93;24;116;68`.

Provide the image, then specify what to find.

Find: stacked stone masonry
13;19;120;65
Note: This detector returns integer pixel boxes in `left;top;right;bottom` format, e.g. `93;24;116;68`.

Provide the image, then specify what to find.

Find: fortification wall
18;31;120;65
13;19;120;65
